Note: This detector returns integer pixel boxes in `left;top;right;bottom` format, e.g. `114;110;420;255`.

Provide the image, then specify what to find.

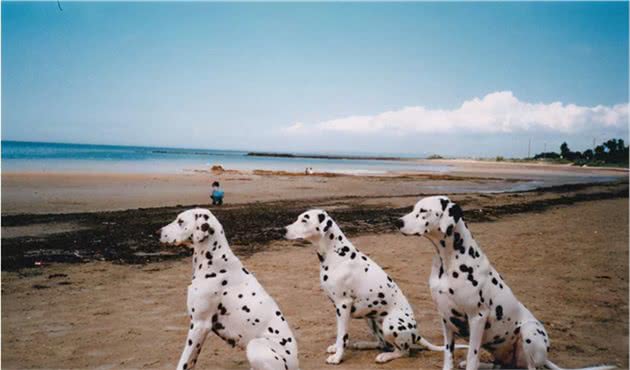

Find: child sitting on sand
210;181;224;206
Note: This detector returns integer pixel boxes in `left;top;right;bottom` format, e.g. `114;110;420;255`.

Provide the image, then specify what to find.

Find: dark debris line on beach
1;182;628;271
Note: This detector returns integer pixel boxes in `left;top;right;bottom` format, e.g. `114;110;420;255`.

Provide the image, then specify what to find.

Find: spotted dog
284;209;463;365
159;208;300;370
397;196;614;370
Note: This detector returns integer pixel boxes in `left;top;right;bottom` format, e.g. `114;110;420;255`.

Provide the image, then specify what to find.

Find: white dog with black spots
397;196;614;370
159;208;300;370
284;209;465;365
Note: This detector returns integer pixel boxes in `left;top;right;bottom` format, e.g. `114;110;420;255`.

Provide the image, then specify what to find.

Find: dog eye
301;219;307;223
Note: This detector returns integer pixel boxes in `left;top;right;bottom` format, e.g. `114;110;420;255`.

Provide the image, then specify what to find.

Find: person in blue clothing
210;181;224;205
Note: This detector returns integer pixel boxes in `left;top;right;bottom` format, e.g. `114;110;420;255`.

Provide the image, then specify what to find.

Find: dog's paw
326;345;337;354
326;353;342;365
375;352;400;363
457;360;466;369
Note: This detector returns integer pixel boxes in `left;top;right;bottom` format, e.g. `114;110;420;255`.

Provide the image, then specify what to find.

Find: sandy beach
2;159;626;215
4;1;628;369
1;160;628;369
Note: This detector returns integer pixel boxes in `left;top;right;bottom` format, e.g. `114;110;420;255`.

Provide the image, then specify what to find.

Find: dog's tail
413;337;468;352
545;360;615;370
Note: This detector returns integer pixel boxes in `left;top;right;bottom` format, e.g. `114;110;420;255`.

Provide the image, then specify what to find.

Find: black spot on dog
449;204;463;223
201;223;210;232
453;233;466;254
242;305;250;313
242;267;250;274
440;198;450;211
495;305;504;321
449;316;469;337
317;253;324;263
452;271;459;278
446;224;454;236
318;214;326;223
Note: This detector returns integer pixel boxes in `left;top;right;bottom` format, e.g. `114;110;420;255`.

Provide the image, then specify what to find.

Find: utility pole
544;142;547;152
527;138;531;158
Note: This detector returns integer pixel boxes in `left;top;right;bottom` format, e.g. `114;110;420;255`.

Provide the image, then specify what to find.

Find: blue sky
2;1;628;157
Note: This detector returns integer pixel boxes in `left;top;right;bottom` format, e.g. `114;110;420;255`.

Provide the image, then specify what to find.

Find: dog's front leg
176;320;210;370
464;314;487;370
326;300;352;365
441;318;455;370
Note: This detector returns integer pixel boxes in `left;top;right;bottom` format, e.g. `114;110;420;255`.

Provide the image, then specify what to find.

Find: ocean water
1;141;450;174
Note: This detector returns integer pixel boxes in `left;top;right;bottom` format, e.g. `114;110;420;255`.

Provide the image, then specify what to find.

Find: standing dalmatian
284;209;464;365
397;196;614;370
159;208;300;370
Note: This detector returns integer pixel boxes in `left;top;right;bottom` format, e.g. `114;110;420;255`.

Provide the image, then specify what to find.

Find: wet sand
2;159;626;215
2;181;627;270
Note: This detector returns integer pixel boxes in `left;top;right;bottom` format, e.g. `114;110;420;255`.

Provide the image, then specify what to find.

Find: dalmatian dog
397;196;614;370
284;209;465;365
159;208;300;370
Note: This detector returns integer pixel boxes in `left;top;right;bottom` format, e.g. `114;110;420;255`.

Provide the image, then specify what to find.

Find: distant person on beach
210;181;224;205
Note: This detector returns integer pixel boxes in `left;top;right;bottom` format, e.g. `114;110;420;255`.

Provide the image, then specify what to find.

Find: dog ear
438;199;463;236
193;216;215;243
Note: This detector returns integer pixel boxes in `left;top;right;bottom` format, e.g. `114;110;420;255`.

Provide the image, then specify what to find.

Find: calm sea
1;141;450;174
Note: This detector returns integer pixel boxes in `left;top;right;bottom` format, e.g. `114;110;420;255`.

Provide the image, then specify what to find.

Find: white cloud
283;91;629;136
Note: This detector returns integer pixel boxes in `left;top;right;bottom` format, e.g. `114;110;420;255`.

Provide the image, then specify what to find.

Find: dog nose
394;218;405;229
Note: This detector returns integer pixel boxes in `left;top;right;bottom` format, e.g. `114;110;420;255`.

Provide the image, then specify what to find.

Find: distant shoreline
246;152;412;161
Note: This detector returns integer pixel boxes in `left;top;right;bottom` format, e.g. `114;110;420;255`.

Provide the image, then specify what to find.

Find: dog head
397;196;463;237
284;209;332;242
158;208;221;246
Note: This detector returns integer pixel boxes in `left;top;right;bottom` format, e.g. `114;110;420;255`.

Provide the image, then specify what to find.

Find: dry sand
2;197;628;369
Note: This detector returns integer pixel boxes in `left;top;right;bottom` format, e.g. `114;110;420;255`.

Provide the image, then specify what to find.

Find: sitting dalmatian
284;209;464;365
397;196;614;370
159;208;300;370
